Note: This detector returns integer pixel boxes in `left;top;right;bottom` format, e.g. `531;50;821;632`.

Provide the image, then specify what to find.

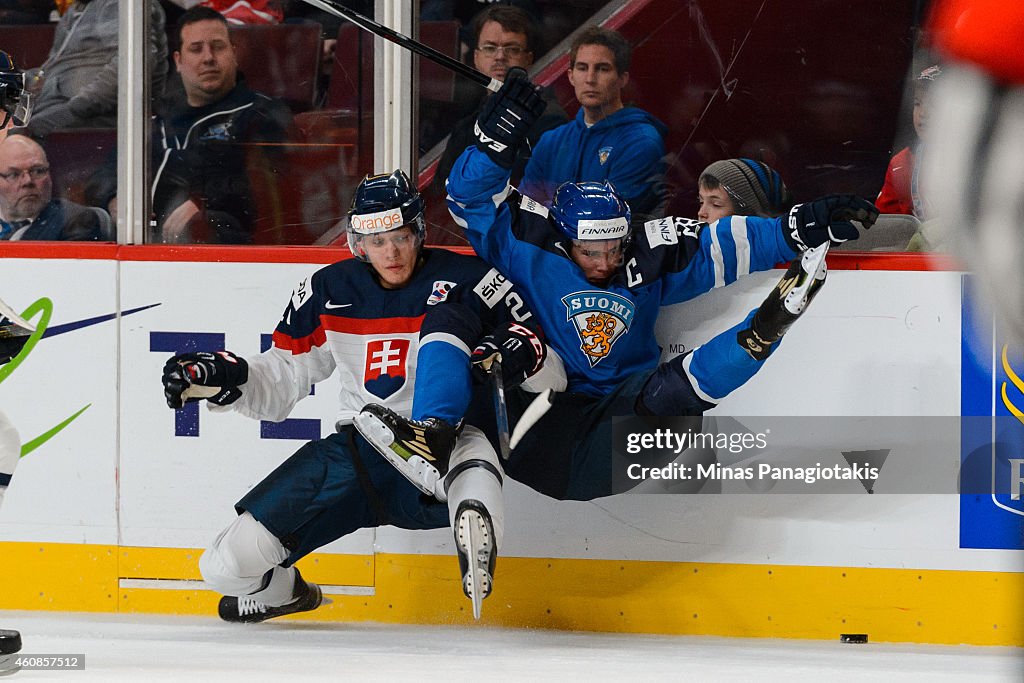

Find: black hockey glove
474;67;546;169
783;195;879;251
162;351;248;409
471;322;546;388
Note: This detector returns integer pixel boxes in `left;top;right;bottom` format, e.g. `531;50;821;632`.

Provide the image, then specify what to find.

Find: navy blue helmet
549;181;631;242
347;170;425;261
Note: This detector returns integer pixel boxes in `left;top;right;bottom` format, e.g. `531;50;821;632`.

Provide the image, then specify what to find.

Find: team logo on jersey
562;291;636;367
363;338;411;398
598;146;613;166
427;280;457;306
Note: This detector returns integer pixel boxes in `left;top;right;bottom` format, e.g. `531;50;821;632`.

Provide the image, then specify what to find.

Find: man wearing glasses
0;135;111;241
429;5;566;201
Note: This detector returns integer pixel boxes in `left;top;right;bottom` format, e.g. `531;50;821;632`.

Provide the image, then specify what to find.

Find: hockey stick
489;360;511;460
299;0;502;92
0;298;35;366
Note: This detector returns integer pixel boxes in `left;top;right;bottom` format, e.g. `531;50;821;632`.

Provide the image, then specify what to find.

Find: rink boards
0;244;1020;646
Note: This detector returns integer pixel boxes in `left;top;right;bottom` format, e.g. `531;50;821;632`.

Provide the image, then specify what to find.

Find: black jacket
152;81;293;244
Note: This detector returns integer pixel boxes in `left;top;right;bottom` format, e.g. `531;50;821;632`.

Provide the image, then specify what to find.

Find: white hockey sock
445;425;505;550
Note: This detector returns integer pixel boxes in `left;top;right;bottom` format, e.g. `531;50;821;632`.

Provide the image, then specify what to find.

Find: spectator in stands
421;0;541;59
697;158;793;224
875;64;941;219
431;4;566;195
152;5;292;244
0;135;111;240
22;0;167;138
0;1;54;24
167;0;284;25
518;26;667;220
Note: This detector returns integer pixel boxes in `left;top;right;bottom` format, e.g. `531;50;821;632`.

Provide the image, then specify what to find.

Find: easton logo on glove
784;194;879;251
473;121;509;154
474;67;546;169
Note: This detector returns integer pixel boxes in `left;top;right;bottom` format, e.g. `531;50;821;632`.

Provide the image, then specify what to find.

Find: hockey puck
840;633;868;644
0;630;21;655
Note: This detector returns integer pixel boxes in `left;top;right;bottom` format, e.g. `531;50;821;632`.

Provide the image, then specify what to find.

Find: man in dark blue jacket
152;6;292;244
519;26;666;219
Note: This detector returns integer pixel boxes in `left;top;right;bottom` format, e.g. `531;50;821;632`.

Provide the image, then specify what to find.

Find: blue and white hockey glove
783;194;879;251
474;67;546;169
471;322;546;388
162;351;248;409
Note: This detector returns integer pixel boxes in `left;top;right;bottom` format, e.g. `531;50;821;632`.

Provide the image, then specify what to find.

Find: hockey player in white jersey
162;171;542;620
0;48;31;663
1;295;34;661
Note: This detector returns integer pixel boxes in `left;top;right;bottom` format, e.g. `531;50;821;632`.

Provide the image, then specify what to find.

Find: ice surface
0;611;1020;682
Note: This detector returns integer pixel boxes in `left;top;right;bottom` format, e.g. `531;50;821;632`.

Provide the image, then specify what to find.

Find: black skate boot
454;499;496;620
738;243;829;361
354;403;460;497
0;628;22;675
218;570;324;624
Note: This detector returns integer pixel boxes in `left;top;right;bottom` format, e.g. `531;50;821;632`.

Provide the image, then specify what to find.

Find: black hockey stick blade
299;0;502;92
490;360;511;460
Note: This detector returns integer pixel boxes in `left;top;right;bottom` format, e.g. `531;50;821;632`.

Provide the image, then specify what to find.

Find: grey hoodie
26;0;167;137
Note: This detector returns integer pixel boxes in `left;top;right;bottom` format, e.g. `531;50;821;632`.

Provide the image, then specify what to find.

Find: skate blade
784;243;829;315
354;412;440;497
456;508;494;620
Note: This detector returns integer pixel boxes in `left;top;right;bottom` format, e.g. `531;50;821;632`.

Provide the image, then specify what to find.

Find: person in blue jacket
356;70;880;503
518;26;667;219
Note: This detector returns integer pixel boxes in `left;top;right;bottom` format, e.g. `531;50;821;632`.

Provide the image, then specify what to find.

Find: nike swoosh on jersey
325;302;353;309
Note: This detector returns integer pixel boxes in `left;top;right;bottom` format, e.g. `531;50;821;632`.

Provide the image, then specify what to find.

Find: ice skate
0;628;21;676
738;243;829;360
454;499;496;619
217;570;323;624
354;403;459;497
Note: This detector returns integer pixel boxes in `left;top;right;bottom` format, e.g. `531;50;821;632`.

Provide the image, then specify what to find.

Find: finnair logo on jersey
364;338;411;398
350;208;405;235
577;218;629;240
519;195;548;218
644;218;678;247
562;291;635;367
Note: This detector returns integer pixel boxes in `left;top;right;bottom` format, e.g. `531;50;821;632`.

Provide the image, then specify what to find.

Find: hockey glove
474;67;546;169
162;351;248;409
471;322;546;388
783;195;879;251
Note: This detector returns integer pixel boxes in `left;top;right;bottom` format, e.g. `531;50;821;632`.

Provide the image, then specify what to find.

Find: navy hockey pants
236;426;449;566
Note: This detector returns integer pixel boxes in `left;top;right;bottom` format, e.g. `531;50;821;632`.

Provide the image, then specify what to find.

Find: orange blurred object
929;0;1024;84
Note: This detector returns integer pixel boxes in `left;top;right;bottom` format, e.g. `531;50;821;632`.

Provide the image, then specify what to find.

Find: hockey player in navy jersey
161;170;541;621
355;70;879;501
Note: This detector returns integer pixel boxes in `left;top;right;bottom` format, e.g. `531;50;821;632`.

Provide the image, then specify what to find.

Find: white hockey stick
0;298;35;365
